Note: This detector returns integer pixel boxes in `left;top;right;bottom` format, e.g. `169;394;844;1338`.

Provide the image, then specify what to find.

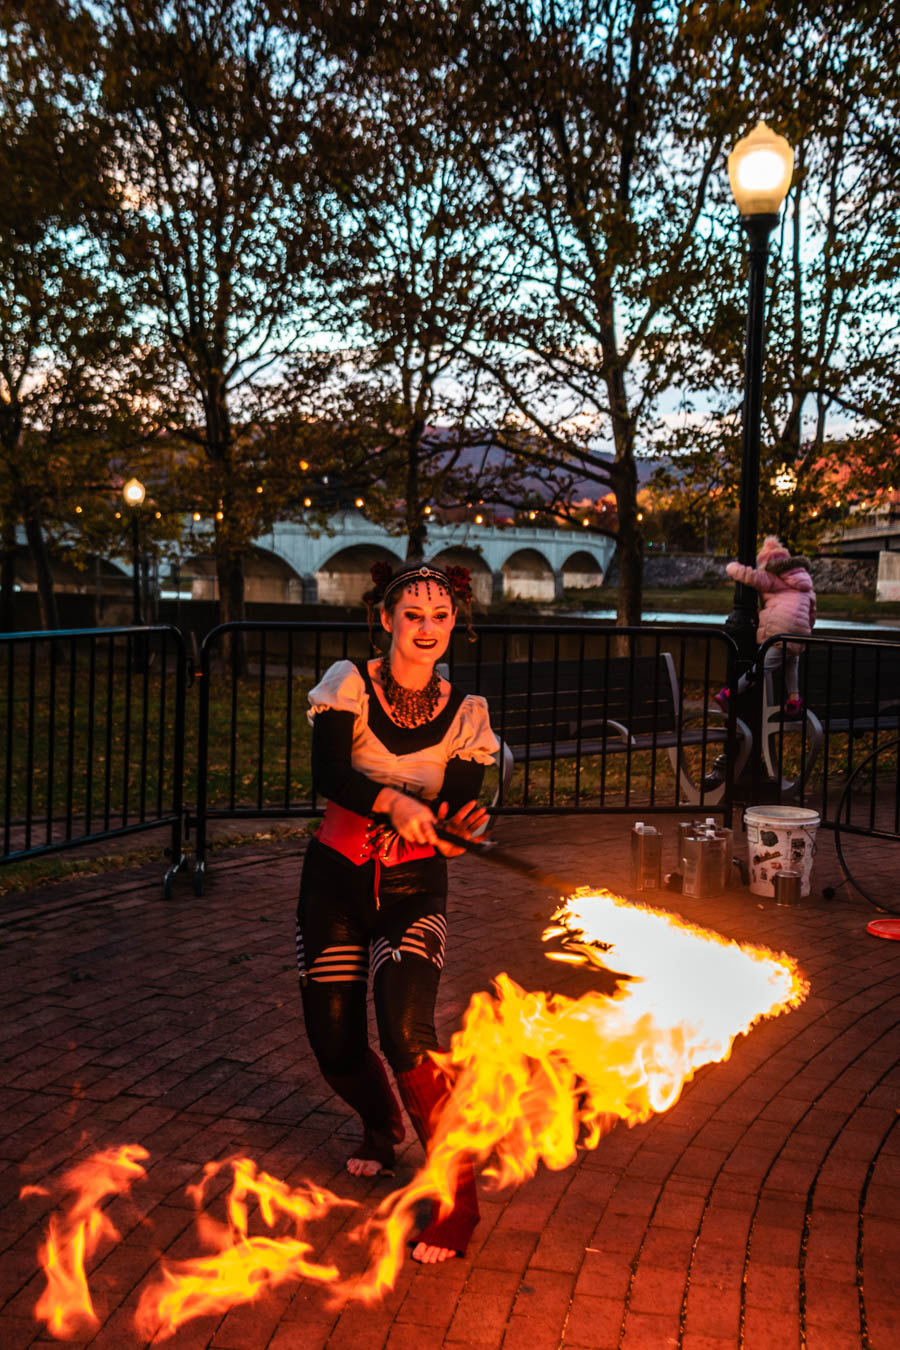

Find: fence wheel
162;852;187;901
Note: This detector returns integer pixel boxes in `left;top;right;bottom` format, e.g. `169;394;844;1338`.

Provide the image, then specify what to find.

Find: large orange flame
21;1144;148;1338
27;890;809;1336
347;888;808;1299
134;1157;353;1339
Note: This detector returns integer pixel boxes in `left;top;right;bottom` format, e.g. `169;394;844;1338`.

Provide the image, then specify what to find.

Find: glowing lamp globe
122;478;146;507
728;121;794;216
771;464;798;496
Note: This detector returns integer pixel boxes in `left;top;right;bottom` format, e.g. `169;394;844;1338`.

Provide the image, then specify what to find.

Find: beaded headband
369;562;473;606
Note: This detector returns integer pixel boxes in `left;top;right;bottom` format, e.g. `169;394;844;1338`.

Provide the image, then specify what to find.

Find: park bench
760;638;900;793
447;652;751;807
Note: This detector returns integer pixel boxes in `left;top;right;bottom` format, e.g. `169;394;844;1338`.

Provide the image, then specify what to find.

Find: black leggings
296;838;447;1076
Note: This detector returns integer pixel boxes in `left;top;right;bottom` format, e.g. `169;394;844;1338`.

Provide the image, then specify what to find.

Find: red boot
395;1057;479;1257
323;1048;405;1173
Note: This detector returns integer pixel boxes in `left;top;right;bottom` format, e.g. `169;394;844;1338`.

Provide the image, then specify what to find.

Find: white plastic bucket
744;805;820;898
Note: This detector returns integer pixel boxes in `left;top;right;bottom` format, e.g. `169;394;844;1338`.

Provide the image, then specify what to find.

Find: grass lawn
0;821;314;895
556;586;900;622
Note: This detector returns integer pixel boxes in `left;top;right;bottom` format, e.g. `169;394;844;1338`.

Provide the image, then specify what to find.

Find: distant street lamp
122;477;146;626
770;462;798;537
770;463;798;497
724;120;794;665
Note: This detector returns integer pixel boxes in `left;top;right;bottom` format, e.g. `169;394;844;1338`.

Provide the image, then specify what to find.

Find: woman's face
381;581;457;670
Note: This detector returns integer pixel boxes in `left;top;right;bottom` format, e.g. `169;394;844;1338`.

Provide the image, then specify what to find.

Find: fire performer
295;559;498;1263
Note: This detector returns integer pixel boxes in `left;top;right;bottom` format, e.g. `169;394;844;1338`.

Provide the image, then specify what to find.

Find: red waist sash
316;800;436;867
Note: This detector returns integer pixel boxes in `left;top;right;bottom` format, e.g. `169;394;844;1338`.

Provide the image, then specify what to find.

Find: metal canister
680;830;702;897
774;870;802;906
678;821;701;866
681;825;733;898
631;822;662;891
708;826;733;895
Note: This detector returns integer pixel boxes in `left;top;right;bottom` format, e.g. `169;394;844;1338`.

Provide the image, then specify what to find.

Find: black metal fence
191;621;744;887
191;621;371;890
3;620;899;900
757;633;900;837
0;626;187;896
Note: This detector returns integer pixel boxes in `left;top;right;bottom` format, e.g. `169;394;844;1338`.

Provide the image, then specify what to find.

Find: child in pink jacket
716;536;816;716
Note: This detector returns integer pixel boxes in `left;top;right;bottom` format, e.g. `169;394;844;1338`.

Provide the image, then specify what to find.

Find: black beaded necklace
379;657;441;727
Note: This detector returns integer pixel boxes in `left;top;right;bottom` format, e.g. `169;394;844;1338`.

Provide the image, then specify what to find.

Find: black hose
833;737;900;912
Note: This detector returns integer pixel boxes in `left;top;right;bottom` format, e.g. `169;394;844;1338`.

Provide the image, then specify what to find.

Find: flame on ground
27;889;808;1335
133;1158;353;1339
20;1144;148;1338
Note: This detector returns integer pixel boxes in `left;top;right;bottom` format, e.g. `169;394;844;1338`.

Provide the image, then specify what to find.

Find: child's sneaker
784;695;804;718
713;687;730;713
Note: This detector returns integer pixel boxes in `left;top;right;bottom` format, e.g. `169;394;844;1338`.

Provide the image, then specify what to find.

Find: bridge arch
246;546;305;604
316;542;403;606
560;548;607;590
428;545;493;606
173;546;307;604
500;547;556;602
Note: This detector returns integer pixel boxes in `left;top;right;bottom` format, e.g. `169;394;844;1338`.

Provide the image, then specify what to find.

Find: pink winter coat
726;558;817;646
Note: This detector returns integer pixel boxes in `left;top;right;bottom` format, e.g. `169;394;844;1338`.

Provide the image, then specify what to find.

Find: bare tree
449;0;772;625
286;11;531;558
97;0;335;632
0;0;135;630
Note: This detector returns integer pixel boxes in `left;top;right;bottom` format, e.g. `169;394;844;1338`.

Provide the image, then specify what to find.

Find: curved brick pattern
1;818;898;1348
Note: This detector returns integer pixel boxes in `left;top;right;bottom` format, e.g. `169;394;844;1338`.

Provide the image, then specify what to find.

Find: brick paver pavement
1;816;898;1349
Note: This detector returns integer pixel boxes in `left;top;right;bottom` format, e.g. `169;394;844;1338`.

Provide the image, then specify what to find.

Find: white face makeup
381;581;457;678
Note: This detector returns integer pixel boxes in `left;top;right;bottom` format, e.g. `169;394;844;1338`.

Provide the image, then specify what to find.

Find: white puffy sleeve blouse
308;659;498;802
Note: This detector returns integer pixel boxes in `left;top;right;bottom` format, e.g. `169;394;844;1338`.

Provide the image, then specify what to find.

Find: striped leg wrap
371;913;447;976
296;919;368;985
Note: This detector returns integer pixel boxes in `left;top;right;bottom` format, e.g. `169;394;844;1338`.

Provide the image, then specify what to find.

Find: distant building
823;489;900;556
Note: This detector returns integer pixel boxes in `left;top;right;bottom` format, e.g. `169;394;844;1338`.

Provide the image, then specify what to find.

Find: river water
575;609;900;634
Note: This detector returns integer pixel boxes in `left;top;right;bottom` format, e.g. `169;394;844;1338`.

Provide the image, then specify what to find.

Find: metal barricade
0;626;188;897
192;622;372;892
6;620;896;904
757;632;900;838
192;621;742;892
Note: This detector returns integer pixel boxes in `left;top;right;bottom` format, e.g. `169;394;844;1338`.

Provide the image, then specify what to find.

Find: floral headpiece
444;565;473;603
369;561;394;596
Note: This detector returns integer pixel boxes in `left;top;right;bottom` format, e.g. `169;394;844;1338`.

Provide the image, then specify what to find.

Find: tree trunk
406;516;428;560
23;507;59;631
1;513;16;632
207;383;247;671
612;453;643;631
597;281;642;633
214;516;247;676
405;423;428;559
218;548;246;626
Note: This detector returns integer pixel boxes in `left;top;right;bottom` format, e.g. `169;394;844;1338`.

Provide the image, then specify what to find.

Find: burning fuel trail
20;1145;149;1338
26;889;807;1337
134;1158;353;1339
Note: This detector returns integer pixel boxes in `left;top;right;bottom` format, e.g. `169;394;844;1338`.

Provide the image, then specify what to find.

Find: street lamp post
122;477;146;626
724;121;794;668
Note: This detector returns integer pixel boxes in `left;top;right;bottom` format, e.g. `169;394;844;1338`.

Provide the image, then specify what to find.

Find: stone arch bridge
252;511;615;605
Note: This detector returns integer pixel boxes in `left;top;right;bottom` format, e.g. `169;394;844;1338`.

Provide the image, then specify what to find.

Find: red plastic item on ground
866;918;900;940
